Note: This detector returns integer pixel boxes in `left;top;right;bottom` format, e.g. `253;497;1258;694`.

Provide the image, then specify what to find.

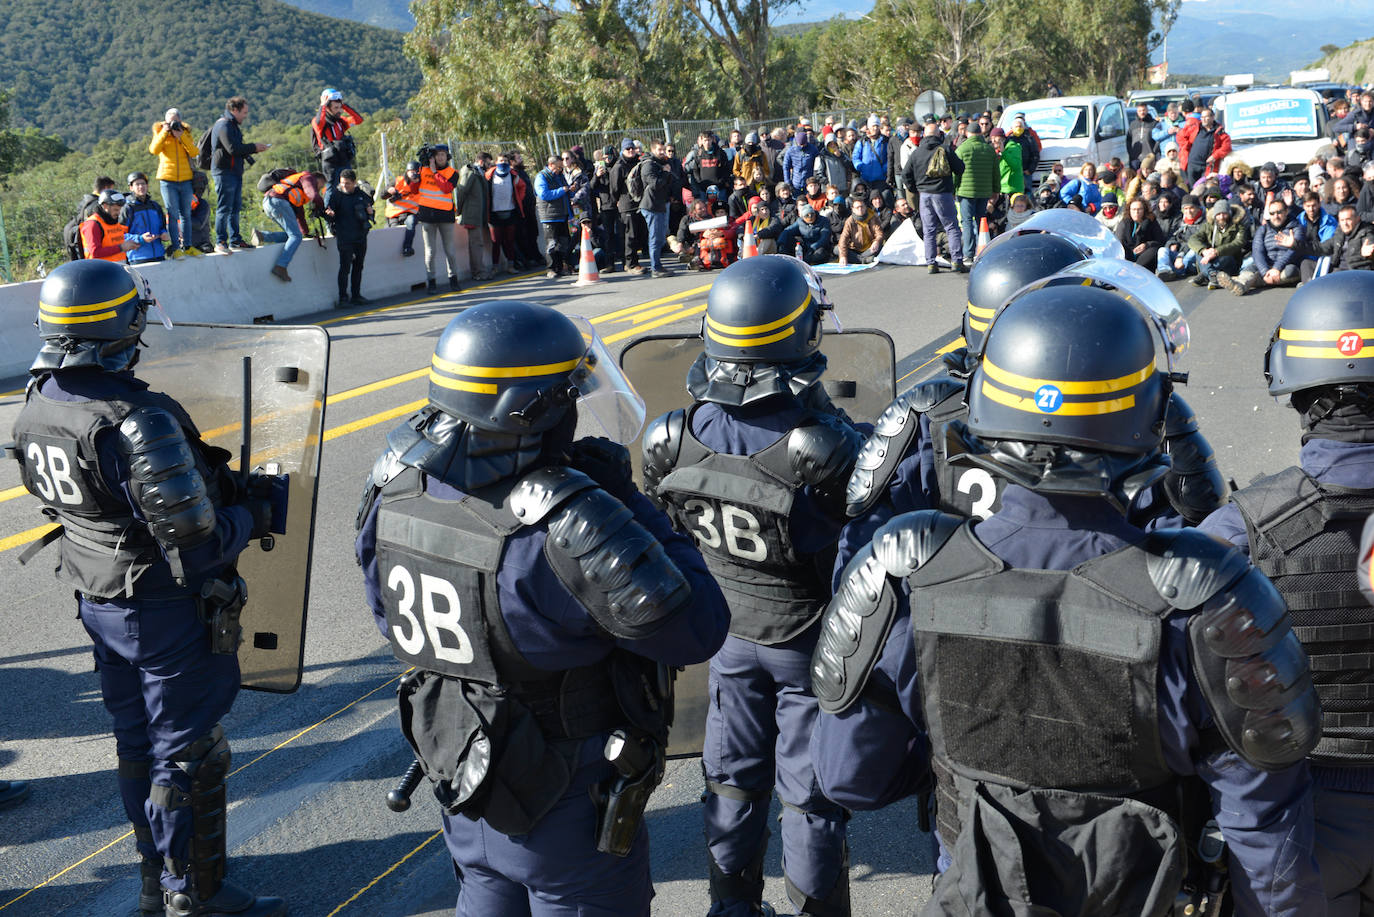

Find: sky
773;1;872;25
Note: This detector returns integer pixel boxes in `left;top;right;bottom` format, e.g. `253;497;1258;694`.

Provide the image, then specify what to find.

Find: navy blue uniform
686;399;852;917
40;368;254;892
1201;437;1374;916
815;484;1326;917
357;473;728;916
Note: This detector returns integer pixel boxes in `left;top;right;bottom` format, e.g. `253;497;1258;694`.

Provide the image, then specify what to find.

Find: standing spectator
765;127;788;183
663;142;688;233
209;96;270;254
1221;196;1302;295
258;169;324;283
777;203;834;264
1188;198;1250;288
1127;102;1161;168
1280;203;1374;279
839;125;860;161
381;160;421;256
897;119;927;208
589;150;619;271
904;119;965;273
636;140;680;278
990;128;1024;196
609;139;646;274
782;126;819;193
852;116;891;199
509;150;541;267
1177;108;1232;187
148;108;199;257
455;153;492;281
535;154;573;279
188;171;212;254
1113;197;1165;271
725;128;743;163
686;131;730;197
954;123;998;263
80;190;136;262
310;88;363;190
1159;102;1186;139
775;181;799;226
416;143;461;293
324;168;374;306
838;196;884;265
485;153;527;273
1046;80;1062;97
120;172;170;264
732;133;771;193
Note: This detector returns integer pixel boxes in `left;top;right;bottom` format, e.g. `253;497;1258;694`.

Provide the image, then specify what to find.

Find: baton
387;758;425;812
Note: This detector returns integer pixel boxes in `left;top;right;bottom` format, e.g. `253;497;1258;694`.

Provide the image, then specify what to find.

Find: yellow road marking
0;671;408;913
0;521;57;553
590;285;711;324
602;305;706;344
317;270;542;327
897;337;966;384
323;400;428;443
324;831;444;916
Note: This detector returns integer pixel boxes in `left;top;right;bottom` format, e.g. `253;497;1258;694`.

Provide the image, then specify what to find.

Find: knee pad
173;725;231;790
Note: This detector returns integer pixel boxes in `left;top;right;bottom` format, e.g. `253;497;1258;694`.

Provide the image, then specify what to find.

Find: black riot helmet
32;260;155;374
963;232;1090;350
1265;271;1374;396
960;284;1171;505
688;255;832;404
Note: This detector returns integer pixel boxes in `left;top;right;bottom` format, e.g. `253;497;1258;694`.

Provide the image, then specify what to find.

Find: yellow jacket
149;122;200;182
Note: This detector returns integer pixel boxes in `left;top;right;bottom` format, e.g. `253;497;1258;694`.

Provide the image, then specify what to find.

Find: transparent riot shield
137;322;330;693
618;329;895;757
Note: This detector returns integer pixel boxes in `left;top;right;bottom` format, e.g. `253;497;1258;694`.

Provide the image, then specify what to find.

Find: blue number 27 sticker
1034;384;1063;413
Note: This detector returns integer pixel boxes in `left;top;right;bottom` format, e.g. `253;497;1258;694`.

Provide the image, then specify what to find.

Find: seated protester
668;198;711;263
868;191;894;235
120;172;170;264
803;175;826;213
1229;181;1262;228
1325;174;1359;217
1157;140;1183;180
1188;198;1251;288
1113;196;1165;272
726;175;752;222
1135;174;1161;207
1280;202;1374;282
730;195;781;254
1157;166;1184;204
1096;192;1123;231
821;184;849;235
1005;192;1034;229
1197;181;1225;216
1152;188;1181;243
1064;194;1086;212
1254;160;1291;206
188;171;213;254
1058;163;1102;213
1096;168;1123;205
1219;158;1253;197
756;183;778;219
1159;193;1206;279
984;191;1008;235
1035;175;1062;210
692;202;737;270
1220;195;1304;296
775;181;799;226
837;195;884;265
1123;161;1150;201
777;202;835;264
81;190;137;262
814;133;856;197
884;195;916;235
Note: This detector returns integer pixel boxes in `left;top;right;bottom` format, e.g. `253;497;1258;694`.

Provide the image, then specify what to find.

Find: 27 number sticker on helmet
1338;332;1364;357
1034;384;1063;413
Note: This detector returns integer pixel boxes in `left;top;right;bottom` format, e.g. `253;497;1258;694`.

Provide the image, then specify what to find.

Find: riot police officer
10;260;285;916
355;300;729;916
640;256;861;917
1200;270;1374;916
811;283;1326;916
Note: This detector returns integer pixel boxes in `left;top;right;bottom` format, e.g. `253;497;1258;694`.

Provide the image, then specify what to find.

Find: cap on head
127;172;148;186
321;87;343;105
1265;271;1374;396
621;138;636;151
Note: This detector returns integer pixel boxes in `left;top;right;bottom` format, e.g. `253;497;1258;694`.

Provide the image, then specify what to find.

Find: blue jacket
1251;215;1302;273
120;196;167;262
817;484;1325;916
782;141;820;191
533;168;571;224
1297;208;1337;258
851;135;890;185
777;217;834;261
1059;177;1102;211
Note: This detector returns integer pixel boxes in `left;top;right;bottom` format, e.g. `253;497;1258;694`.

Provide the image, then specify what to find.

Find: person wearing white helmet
311;87;363;190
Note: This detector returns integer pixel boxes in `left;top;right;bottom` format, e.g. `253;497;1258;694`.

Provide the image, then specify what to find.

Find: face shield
1014;208;1127;259
568;316;646;444
125;265;172;330
767;253;841;331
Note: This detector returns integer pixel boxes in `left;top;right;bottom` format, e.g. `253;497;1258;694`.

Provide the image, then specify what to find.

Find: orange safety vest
82;215;128;262
270;171;311;208
416;166;455;212
386;177;420;219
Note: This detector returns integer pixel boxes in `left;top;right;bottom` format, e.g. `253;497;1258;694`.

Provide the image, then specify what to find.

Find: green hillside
1313;38;1374;86
0;0;419;150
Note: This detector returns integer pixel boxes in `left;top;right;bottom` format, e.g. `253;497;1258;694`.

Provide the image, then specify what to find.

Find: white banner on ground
812;262;879;275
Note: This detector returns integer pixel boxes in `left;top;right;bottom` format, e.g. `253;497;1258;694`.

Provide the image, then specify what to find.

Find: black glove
245;471;290;535
245;497;274;539
567;437;636;502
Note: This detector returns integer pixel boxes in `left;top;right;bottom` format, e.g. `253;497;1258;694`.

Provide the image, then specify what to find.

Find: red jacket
484;167;527;218
1176;120;1232;171
311;103;363;149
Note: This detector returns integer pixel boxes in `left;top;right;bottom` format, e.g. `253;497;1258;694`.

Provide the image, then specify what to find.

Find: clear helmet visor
763;253;841;331
1016;209;1127;260
568;316;647;444
125;265;172;330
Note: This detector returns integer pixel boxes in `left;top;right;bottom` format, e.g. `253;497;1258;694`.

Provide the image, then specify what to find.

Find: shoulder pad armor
356;445;409;530
640;409;687;509
510;466;599;525
540;484;693;640
1159;393;1229;525
1163;391;1200;437
846;377;963;518
790;414;863;520
118;406;216;551
1146;529;1321;770
813;510;962;714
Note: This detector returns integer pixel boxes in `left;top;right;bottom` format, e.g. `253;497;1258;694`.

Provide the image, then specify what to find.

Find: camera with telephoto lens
169;120;185;132
416;145;434;168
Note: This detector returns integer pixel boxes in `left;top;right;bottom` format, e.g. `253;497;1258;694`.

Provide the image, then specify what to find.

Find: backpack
62;196;99;261
257;168;294;193
926;145;952;179
628;160;646;204
196;123;216;170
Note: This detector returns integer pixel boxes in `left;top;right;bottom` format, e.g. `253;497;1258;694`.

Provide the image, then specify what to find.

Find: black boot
136;826;162;914
449;275;461;292
426;277;437;293
164;880;287;917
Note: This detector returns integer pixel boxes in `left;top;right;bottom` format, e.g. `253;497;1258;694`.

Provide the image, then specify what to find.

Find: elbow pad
1161;393;1229;525
1145;529;1321;771
846;377;963;518
789;414;863;521
118;407;217;551
640;409;687;515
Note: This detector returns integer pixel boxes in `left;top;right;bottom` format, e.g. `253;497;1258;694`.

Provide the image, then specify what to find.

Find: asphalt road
0;258;1303;917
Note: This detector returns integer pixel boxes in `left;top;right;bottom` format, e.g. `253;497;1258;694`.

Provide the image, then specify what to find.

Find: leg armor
156;725;231;899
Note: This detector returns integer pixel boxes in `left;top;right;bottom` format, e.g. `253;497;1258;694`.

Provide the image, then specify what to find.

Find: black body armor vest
929;390;1011;521
12;377;219;598
1232;466;1374;765
654;411;830;644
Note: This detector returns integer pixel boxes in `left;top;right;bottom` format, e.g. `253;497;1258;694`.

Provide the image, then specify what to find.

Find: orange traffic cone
740;220;759;259
573;227;602;286
975;216;992;259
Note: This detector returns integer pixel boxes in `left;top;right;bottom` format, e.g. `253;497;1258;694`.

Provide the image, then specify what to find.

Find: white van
1213;88;1331;178
999;96;1129;189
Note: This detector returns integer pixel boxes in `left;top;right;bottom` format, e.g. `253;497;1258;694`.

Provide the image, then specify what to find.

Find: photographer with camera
416;143;461;293
324;168;375;308
149;108;200;257
382;160;422;256
210;96;271;254
311;88;363;191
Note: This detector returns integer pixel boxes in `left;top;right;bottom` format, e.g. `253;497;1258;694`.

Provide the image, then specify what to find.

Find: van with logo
999;96;1129;189
1214;88;1331;179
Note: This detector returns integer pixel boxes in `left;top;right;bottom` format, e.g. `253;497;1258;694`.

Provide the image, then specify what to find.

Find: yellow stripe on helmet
966;301;996;319
980;379;1137;415
39;287;137;314
430;354;580;379
1278;327;1374;342
38;310;118;325
704;293;811;335
428;370;497;394
706;325;797;348
1283;344;1372;360
982;358;1154;396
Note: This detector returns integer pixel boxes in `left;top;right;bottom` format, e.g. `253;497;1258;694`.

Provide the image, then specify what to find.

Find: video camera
416;145;435;168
